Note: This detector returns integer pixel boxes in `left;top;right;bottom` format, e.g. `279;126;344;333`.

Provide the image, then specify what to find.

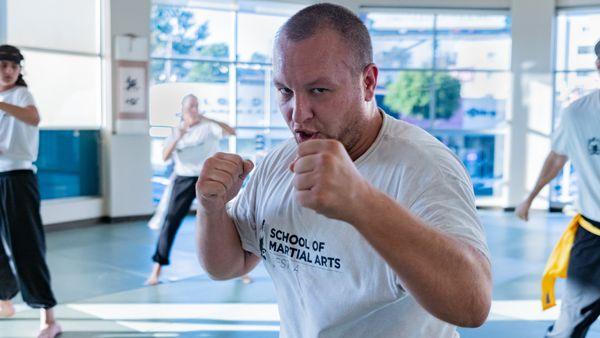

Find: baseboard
476;205;511;211
45;217;105;232
476;206;565;213
101;214;153;224
45;214;153;232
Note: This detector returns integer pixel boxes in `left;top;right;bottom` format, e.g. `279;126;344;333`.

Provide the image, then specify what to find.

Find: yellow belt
541;214;600;310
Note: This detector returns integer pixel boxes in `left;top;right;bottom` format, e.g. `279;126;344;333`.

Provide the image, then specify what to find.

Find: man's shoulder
380;117;453;161
376;116;469;180
564;90;600;117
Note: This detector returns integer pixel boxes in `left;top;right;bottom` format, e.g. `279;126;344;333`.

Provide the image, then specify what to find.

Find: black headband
0;47;24;64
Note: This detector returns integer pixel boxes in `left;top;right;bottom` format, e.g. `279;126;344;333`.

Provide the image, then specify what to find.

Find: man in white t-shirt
195;4;492;337
516;38;600;337
145;94;236;285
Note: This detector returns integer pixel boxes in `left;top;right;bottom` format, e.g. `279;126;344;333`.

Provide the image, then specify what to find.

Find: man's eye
278;88;292;95
311;88;328;94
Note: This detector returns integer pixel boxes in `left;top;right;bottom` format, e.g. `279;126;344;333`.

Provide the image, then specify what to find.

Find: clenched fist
515;199;532;222
196;152;254;213
291;139;371;222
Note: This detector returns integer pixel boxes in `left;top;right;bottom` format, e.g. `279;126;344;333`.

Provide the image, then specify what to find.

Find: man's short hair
277;3;373;74
595;39;600;59
181;94;197;106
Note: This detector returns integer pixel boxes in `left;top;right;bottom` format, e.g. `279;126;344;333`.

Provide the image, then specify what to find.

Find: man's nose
291;94;313;124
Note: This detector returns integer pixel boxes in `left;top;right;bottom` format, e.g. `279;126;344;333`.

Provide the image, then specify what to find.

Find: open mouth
295;130;320;143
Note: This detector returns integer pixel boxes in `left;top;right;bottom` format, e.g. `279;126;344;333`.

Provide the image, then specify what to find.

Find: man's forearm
162;137;181;161
526;152;568;202
196;207;254;279
349;187;491;327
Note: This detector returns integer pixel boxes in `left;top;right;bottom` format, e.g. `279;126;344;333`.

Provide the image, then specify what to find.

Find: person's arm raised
195;152;258;279
0;102;39;126
202;116;236;136
291;139;491;327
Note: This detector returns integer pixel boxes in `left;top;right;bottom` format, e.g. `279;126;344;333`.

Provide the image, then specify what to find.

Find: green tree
187;43;230;83
383;72;461;120
151;5;230;83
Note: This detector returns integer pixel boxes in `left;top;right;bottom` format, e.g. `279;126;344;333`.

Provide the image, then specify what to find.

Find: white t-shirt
0;86;39;172
552;89;600;221
165;121;222;177
229;113;489;338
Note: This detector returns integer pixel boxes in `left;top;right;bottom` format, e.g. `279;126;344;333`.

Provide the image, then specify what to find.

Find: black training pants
0;170;57;309
152;175;198;265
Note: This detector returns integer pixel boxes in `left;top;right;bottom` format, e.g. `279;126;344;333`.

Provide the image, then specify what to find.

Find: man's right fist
196;152;254;212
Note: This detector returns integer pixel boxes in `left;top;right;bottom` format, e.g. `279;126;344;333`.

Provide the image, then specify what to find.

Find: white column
105;0;154;218
506;0;555;208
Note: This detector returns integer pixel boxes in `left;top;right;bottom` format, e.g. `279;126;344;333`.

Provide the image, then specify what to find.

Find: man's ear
363;63;378;102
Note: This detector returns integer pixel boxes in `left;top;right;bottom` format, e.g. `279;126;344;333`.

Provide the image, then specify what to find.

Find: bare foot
145;276;160;286
242;275;253;284
37;322;62;338
0;300;15;318
145;263;162;286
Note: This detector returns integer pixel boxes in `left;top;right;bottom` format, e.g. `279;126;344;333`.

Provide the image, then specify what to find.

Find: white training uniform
164;121;223;177
229;112;489;338
0;86;38;172
551;89;600;221
546;89;600;338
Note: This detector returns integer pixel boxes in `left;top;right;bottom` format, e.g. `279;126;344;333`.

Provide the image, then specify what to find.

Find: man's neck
347;106;384;161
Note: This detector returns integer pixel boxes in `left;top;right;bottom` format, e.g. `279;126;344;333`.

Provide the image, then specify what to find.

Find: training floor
1;210;599;337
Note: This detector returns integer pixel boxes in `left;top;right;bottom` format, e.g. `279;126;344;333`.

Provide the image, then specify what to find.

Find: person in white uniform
194;4;492;337
145;94;245;285
516;38;600;338
0;44;61;338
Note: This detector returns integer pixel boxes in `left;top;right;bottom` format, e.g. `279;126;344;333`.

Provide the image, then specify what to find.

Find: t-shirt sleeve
551;108;571;156
227;167;261;257
210;121;223;139
18;88;36;107
409;161;490;263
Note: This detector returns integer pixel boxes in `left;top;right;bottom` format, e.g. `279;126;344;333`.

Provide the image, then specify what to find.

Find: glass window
434;71;510;130
151;5;234;61
377;70;434;129
433;133;504;197
23;51;102;128
237;65;269;127
365;10;512;198
237;13;287;63
149;62;231;128
364;13;434;69
435;14;511;70
555;11;600;71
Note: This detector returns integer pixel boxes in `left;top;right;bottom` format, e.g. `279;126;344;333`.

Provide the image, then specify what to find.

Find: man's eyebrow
305;77;335;87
